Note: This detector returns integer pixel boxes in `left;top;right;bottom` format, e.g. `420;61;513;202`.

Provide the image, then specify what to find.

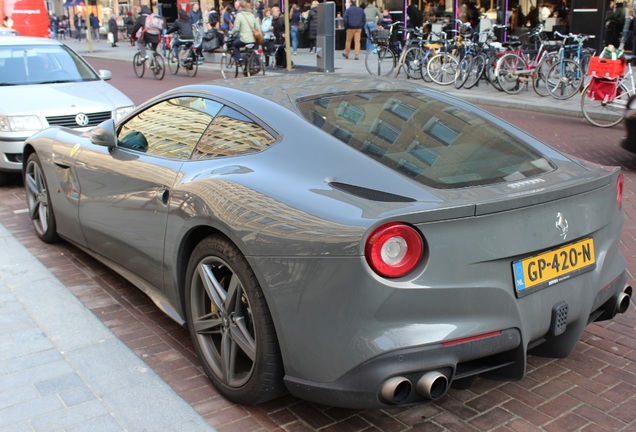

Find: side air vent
329;182;416;202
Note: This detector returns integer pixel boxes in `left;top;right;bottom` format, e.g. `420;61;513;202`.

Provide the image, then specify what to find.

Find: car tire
185;235;285;405
24;153;60;243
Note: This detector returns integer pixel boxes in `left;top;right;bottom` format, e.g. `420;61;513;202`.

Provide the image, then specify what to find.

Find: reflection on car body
22;74;631;409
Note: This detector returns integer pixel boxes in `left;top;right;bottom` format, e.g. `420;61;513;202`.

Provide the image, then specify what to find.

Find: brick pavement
0;44;635;431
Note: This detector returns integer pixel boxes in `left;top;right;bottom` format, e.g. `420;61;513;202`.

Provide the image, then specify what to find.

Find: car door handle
156;188;170;205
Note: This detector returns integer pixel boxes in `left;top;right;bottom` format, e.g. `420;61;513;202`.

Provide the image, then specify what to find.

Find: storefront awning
62;0;84;7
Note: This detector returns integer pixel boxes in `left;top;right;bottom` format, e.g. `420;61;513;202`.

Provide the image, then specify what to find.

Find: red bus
1;0;50;38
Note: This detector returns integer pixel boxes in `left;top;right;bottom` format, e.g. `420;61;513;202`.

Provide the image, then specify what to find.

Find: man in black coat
307;1;318;53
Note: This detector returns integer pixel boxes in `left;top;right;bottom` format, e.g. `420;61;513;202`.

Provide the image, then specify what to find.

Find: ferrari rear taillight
617;173;624;209
365;223;424;278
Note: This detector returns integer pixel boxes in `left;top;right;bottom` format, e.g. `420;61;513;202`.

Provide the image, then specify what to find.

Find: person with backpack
131;4;160;60
229;0;257;64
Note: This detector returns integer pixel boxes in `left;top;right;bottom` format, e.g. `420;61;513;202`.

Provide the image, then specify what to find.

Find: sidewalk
0;223;216;432
74;39;584;119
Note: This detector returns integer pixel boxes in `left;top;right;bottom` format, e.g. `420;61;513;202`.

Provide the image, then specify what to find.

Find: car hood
0;80;133;116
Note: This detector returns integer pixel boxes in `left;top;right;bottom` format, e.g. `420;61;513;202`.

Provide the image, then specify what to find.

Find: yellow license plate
512;238;596;295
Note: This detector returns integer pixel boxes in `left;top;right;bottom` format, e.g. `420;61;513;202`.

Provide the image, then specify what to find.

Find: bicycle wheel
185;52;198;77
532;53;557;97
151;53;165;80
259;52;267;75
245;52;261;77
167;49;179;75
454;54;473;89
464;54;485;89
220;53;233;79
581;81;630;128
403;46;424;79
133;52;145;78
497;53;525;95
421;53;433;82
365;45;396;77
546;59;583;100
427;53;459;86
580;52;593;75
485;54;501;90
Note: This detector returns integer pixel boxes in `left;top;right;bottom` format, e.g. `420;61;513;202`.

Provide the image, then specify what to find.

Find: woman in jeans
290;4;301;55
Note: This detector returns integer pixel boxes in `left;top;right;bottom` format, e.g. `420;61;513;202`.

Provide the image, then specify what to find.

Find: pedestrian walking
90;12;100;41
307;1;318;53
74;13;85;42
108;14;119;47
343;0;365;60
50;13;59;39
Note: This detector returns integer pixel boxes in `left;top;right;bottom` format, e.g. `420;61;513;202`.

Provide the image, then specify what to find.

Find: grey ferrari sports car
23;74;631;409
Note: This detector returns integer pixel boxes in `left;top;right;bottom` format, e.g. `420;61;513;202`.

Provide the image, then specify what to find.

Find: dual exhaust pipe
380;371;448;405
615;285;632;315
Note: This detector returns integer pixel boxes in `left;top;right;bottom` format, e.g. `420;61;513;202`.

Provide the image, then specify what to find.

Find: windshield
0;43;99;85
295;91;555;189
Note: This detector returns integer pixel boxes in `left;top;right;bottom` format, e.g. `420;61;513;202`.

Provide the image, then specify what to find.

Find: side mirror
88;119;118;148
98;69;113;81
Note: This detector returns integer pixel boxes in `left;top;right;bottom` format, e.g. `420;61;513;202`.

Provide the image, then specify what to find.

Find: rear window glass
295;91;554;189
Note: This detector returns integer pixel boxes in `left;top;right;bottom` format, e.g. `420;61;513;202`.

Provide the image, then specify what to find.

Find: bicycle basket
371;29;390;44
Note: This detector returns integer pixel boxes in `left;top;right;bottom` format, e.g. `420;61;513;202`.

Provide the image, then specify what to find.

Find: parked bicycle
425;31;462;86
581;54;635;127
365;21;404;77
495;25;559;96
392;25;432;79
544;32;592;100
133;43;165;80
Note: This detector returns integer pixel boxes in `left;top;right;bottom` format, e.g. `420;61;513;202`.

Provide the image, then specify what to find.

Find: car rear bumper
284;328;523;409
283;273;629;409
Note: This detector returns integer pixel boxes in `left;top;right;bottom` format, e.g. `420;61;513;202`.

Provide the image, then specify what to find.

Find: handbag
253;24;264;45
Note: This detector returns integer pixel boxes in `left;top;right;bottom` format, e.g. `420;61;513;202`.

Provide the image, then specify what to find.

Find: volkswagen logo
75;113;89;127
556;212;569;239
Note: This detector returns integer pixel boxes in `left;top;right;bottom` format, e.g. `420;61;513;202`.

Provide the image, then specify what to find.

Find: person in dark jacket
108;14;119;46
167;9;195;61
307;1;318;53
270;5;285;44
89;13;100;41
124;11;134;45
343;0;365;60
407;0;423;29
188;2;202;24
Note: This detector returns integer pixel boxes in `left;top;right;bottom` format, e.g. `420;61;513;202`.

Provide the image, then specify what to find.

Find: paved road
0;40;634;431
